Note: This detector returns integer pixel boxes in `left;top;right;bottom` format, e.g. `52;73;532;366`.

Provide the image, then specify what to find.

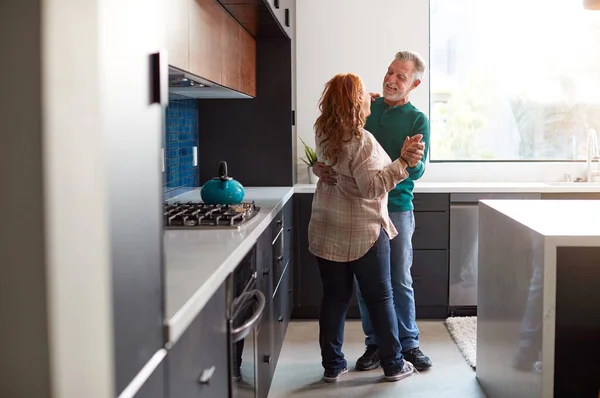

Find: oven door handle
231;289;266;343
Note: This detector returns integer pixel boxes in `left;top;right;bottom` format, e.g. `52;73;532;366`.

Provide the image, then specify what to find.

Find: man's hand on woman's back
313;161;338;185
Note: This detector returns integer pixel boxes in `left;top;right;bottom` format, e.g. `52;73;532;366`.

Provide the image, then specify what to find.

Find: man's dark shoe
402;347;432;371
355;345;380;371
323;367;348;383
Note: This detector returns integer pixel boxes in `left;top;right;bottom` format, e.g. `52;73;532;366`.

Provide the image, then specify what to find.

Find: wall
295;0;588;183
164;98;200;199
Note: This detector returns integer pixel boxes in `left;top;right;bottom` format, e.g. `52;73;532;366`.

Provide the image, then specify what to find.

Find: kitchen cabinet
221;12;241;91
412;194;450;318
166;282;229;398
166;0;189;71
189;0;223;84
254;202;294;398
292;193;450;319
240;27;257;96
265;0;294;39
167;0;257;96
132;355;166;398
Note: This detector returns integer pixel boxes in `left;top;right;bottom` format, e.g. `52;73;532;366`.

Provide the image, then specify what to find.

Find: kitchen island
476;200;600;398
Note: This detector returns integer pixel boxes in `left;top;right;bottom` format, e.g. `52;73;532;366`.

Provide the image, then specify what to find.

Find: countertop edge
165;187;294;344
294;183;600;194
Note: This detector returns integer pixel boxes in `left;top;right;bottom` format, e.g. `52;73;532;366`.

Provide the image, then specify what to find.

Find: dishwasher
449;193;541;313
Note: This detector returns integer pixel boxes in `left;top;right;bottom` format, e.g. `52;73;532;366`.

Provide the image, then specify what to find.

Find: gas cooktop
163;201;260;229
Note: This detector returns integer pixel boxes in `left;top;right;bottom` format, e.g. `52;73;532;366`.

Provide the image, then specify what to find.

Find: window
430;0;600;161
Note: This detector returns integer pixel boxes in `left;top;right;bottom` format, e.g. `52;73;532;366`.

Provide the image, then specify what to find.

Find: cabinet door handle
277;255;283;263
277;219;283;227
278;315;284;323
149;51;168;107
264;354;271;364
263;268;270;275
274;0;279;8
285;9;290;27
197;366;216;384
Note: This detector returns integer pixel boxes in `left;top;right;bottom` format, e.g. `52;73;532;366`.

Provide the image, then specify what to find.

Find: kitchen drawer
133;352;165;398
283;199;293;264
272;228;285;296
271;210;284;240
413;212;450;250
274;261;292;356
257;302;276;398
413;193;450;212
166;283;229;398
412;250;449;307
257;228;274;303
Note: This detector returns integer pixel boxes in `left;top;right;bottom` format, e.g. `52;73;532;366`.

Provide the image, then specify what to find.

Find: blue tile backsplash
163;99;199;200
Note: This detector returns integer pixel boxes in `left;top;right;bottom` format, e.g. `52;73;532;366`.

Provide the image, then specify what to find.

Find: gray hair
394;50;427;81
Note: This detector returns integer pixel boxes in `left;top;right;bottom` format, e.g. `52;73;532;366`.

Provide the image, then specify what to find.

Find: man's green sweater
365;98;430;212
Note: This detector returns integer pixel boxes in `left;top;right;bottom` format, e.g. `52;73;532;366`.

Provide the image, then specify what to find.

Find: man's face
382;59;420;102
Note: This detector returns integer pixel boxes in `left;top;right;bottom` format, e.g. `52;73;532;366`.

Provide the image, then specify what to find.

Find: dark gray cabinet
293;193;450;319
166;283;229;398
255;201;294;398
133;356;166;398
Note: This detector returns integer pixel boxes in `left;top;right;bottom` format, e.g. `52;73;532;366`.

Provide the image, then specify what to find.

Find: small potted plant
300;137;319;184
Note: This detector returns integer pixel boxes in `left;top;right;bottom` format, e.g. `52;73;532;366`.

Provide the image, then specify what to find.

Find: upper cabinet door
190;0;223;84
278;0;294;39
166;0;190;70
221;13;242;91
240;26;256;97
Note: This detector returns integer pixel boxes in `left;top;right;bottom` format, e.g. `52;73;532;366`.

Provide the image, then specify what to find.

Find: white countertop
294;182;600;194
164;186;294;344
481;200;600;237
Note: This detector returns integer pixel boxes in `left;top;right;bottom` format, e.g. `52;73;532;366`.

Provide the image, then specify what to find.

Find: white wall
295;0;588;183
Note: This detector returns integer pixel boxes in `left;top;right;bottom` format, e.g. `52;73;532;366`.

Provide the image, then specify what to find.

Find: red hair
314;73;367;166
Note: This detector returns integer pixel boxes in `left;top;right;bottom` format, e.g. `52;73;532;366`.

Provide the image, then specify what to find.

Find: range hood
168;67;252;100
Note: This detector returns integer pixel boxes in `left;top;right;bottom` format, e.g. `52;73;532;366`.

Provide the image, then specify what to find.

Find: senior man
313;50;432;371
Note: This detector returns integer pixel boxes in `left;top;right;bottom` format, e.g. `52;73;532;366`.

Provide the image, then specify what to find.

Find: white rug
445;316;477;369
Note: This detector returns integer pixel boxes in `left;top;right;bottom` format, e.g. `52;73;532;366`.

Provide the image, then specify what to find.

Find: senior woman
308;72;422;383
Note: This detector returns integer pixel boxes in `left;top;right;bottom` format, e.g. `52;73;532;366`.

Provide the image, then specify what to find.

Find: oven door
230;286;265;398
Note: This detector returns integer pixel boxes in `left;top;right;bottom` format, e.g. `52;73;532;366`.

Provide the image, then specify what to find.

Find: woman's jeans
355;211;420;351
316;229;404;374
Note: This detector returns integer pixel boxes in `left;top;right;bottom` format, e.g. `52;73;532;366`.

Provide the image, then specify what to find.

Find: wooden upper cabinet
240;27;256;97
221;13;241;92
189;0;223;84
166;0;189;70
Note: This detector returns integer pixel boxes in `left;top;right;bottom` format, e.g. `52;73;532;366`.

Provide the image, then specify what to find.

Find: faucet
586;128;600;182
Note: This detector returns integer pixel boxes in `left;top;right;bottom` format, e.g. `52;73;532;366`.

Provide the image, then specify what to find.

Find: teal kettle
201;161;245;205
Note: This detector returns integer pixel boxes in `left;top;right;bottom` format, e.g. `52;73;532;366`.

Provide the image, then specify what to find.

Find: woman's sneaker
384;360;416;382
323;367;348;383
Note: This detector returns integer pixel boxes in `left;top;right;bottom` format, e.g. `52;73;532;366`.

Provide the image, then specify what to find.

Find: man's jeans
316;229;404;374
355;211;420;351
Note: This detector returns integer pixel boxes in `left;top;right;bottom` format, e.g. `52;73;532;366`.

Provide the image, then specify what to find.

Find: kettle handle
218;161;229;180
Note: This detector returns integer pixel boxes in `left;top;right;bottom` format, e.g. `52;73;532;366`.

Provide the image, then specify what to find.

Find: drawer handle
276;219;283;226
263;268;270;275
277;255;283;263
278;315;284;323
264;354;271;364
197;366;216;385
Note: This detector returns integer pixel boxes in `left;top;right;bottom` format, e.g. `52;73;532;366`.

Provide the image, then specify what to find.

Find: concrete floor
269;320;487;398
